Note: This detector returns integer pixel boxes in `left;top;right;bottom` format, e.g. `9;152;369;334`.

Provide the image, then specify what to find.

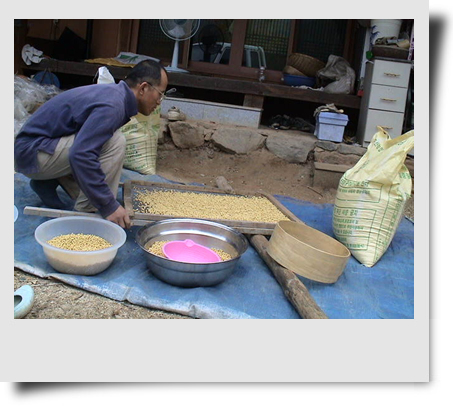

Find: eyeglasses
146;82;176;102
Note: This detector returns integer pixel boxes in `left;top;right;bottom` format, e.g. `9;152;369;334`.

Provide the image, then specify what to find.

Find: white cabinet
370;59;411;88
363;110;405;141
357;57;413;150
367;84;408;113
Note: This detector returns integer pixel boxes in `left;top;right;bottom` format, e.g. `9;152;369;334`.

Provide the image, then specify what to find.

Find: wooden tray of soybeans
123;180;302;235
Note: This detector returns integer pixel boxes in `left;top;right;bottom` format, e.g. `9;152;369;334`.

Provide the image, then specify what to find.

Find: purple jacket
14;80;138;217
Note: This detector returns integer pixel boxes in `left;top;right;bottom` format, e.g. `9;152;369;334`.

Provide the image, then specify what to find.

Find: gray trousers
26;130;125;213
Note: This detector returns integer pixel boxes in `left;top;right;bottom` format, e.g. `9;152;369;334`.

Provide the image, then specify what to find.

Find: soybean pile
47;234;112;251
146;240;233;262
133;187;290;223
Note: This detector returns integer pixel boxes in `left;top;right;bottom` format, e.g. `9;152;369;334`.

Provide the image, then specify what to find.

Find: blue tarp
14;171;414;319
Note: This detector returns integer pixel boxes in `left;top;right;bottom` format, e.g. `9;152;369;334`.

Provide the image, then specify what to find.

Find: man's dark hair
124;59;166;87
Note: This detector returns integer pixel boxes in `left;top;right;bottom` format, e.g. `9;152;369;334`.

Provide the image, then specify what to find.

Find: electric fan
159;19;200;73
197;23;224;62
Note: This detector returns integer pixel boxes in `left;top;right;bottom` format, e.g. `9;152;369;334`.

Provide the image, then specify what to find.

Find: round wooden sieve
267;220;350;284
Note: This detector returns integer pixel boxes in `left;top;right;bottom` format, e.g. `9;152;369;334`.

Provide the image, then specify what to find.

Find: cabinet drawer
371;59;411;88
368;84;408;113
363;110;404;143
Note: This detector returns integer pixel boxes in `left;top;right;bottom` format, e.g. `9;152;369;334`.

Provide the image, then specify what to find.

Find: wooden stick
248;235;328;319
22;206;150;226
307;186;324;197
23;206;101;219
213;177;327;319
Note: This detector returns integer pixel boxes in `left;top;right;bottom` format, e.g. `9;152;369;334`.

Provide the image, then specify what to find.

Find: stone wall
160;118;367;164
158;118;414;189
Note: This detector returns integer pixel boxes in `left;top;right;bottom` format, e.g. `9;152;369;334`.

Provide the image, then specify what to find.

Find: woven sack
120;106;161;175
333;128;414;267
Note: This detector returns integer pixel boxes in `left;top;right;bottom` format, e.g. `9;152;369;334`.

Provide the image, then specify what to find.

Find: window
294;19;348;63
243;19;291;70
189;19;233;64
135;19;353;83
137;20;177;62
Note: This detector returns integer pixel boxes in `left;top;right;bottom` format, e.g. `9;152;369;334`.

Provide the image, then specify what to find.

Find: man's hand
106;205;131;229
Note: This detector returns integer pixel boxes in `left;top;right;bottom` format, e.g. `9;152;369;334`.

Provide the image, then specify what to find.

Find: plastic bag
114;52;160;65
14;75;61;137
15;76;47;113
96;66;115;84
21;44;44;65
14;98;30;137
316;55;356;94
332;127;414;267
14;75;61;112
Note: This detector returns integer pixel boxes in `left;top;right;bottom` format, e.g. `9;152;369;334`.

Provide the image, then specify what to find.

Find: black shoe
30;179;67;209
269;115;283;129
279;115;292;130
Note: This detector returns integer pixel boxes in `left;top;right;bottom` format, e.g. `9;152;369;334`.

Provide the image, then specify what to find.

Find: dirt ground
14;143;414;319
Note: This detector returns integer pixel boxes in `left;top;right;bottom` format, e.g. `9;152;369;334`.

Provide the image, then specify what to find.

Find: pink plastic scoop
162;239;221;263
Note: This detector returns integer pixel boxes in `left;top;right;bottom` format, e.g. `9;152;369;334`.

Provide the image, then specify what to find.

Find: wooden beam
249;235;328;319
22;59;130;80
229;19;248;68
14;19;29;75
167;71;361;109
23;206;151;226
287;19;297;57
314;162;353;173
21;59;361;109
129;20;140;53
187;60;283;82
343;19;356;65
213;176;327;319
118;20;134;55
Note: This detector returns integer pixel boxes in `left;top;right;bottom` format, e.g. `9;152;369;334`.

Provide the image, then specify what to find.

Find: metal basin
136;218;249;288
